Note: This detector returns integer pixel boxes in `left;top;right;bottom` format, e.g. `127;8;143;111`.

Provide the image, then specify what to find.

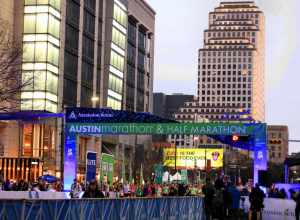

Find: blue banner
86;151;97;183
64;132;76;190
0;197;205;220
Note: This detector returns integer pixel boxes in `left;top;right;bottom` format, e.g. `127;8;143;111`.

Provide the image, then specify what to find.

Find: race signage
86;151;97;183
163;148;223;170
67;123;253;136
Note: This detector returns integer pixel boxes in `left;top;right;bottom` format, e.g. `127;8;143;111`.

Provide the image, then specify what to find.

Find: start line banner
67;123;253;136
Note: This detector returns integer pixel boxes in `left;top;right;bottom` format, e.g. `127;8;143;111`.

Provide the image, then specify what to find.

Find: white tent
172;172;182;181
162;171;170;183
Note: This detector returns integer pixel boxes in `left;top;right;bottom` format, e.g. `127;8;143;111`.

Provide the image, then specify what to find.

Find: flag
140;164;144;185
122;158;126;183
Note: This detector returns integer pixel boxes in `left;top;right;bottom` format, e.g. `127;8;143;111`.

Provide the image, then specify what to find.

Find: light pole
91;96;99;107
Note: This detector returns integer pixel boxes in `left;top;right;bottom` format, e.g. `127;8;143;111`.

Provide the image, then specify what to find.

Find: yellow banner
163;148;223;169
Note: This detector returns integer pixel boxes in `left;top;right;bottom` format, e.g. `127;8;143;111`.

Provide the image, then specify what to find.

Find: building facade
169;1;265;146
0;0;155;182
267;125;289;164
153;93;195;120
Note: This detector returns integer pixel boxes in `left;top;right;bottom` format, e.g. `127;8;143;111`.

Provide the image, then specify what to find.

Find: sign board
154;164;164;184
100;153;114;185
242;197;296;220
86;151;97;183
181;170;188;184
67;123;254;136
163;148;223;170
63;108;267;189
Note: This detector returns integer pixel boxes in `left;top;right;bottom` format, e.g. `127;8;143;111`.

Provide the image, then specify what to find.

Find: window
113;3;127;27
108;74;123;94
24;15;36;33
34;71;46;90
35;42;47;62
112;27;126;49
23;43;35;62
46;72;58;94
36;13;48;33
47;43;59;65
107;96;121;110
83;11;95;35
110;50;124;71
49;15;60;38
82;36;94;60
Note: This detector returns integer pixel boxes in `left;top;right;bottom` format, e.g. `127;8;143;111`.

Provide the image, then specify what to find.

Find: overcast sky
147;0;300;154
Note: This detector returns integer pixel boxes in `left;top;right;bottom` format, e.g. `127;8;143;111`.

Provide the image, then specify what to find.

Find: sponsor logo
68;111;77;119
212;151;220;161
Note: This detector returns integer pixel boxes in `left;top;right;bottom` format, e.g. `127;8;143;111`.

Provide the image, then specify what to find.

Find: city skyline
148;0;300;153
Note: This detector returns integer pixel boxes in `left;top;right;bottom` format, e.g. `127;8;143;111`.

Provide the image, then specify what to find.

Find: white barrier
242;196;296;220
0;191;70;199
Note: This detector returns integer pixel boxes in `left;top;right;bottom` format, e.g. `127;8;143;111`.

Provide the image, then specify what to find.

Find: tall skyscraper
0;0;155;181
170;1;265;151
197;1;265;122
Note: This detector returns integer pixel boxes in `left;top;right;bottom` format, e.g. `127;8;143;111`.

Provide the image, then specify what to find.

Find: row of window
110;50;124;72
176;114;249;120
201;64;252;70
23;42;59;66
21;99;57;113
207;31;255;38
201;96;251;101
107;96;121;110
24;13;60;38
200;84;251;89
210;26;256;31
202;57;252;63
108;74;123;94
179;108;248;114
202;50;252;57
202;77;251;82
113;3;127;28
201;90;251;95
25;0;61;11
212;12;259;20
200;71;251;76
22;70;58;94
112;27;126;50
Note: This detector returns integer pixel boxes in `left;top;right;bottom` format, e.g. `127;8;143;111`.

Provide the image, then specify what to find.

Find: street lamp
91;96;99;107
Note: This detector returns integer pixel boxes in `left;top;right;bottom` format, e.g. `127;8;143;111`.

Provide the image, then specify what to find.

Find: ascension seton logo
212;151;220;161
68;111;77;120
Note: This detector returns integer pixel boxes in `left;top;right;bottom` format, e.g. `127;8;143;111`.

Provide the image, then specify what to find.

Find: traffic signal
232;135;239;142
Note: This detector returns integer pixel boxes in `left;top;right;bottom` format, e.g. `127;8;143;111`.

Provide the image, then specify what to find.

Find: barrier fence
0;197;205;220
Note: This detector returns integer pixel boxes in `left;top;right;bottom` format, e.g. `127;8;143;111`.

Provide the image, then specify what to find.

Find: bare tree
0;18;31;112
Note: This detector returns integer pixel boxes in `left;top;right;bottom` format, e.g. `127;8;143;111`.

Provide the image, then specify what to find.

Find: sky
147;0;300;154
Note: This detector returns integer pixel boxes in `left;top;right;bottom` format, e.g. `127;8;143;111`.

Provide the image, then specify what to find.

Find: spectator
162;184;169;196
249;184;265;220
70;178;82;198
17;180;29;191
55;179;63;192
82;180;104;198
279;188;287;199
143;181;149;197
292;190;300;220
227;182;241;219
202;178;215;220
178;184;186;196
34;177;47;192
136;185;143;197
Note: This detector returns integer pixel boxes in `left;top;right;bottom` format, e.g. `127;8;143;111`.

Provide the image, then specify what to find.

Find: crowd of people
4;172;300;219
70;178;203;199
202;174;265;220
0;177;64;192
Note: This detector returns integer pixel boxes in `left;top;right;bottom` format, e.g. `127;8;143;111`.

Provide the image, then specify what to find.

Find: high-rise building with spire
170;1;265;150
